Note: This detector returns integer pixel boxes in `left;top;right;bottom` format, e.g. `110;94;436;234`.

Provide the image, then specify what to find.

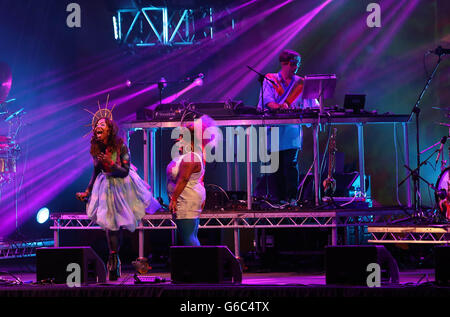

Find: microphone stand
130;77;197;109
129;77;194;207
247;65;278;203
407;52;444;217
399;142;442;223
247;65;276;116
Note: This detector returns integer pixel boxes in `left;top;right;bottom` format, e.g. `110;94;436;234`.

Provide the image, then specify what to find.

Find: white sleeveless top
166;151;205;219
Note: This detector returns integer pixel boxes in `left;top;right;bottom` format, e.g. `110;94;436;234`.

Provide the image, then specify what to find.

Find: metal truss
50;208;407;256
114;6;213;46
368;225;450;244
50;208;406;231
0;239;54;260
139;212;338;229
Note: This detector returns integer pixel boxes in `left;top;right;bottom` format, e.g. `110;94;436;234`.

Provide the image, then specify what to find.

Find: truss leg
331;217;338;246
139;222;144;258
357;123;366;196
313;124;320;206
233;219;240;259
402;122;412;207
246;127;253;210
53;220;59;247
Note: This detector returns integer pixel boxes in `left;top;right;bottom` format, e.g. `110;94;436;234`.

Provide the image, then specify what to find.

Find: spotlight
125;80;132;87
113;16;119;40
193;77;204;87
36;207;50;224
159;77;167;89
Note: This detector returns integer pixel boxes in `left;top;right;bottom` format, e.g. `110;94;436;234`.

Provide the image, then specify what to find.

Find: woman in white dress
166;116;219;246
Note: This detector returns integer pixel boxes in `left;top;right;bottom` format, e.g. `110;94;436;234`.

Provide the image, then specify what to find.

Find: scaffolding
51;207;407;258
113;6;218;46
0;239;54;260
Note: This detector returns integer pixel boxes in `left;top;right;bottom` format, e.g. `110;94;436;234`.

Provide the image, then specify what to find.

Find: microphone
5;108;25;122
436;135;447;163
186;73;204;82
159;77;168;89
4;98;16;104
428;46;450;56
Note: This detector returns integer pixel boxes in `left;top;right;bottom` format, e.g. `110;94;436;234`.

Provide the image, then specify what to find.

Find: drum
0;136;12;152
0;157;15;173
435;167;450;220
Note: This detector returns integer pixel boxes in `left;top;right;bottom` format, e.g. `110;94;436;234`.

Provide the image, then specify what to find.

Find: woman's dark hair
90;117;124;158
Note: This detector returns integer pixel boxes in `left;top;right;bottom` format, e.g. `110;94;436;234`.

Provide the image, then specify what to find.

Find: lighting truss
50;208;407;256
113;6;214;47
0;239;54;260
368;225;450;244
51;208;406;231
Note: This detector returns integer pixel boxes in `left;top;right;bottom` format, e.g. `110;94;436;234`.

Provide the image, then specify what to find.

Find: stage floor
0;265;447;294
2;269;437;286
1;263;449;315
0;269;435;290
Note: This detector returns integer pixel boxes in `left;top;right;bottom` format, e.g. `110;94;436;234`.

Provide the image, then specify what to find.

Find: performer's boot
106;230;122;281
107;251;121;281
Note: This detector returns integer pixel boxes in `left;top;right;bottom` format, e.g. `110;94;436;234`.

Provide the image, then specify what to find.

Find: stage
2;1;450;309
1;261;448;298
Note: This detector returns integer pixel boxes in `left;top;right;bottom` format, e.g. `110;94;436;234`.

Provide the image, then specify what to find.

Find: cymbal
433;106;450;111
438;122;450;127
5;108;24;122
0;62;12;105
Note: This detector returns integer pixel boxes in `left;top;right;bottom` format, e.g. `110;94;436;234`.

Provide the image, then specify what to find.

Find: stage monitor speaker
325;245;399;286
170;246;242;284
36;246;106;284
435;245;450;286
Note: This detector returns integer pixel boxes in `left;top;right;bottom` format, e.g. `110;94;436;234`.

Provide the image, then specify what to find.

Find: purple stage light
339;0;406;75
147;78;204;108
196;0;332;102
110;84;158;108
343;0;420;90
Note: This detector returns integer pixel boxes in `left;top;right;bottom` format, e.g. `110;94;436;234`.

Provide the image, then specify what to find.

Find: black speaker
170;246;242;284
36;246;106;284
325;245;399;285
435;245;450;286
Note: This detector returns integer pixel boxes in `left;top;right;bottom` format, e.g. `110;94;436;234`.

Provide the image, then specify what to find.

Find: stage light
159;77;167;89
193;77;204;87
36;207;50;224
113;16;119;40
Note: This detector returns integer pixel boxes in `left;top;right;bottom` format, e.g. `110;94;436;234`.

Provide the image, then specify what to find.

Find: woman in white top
166;116;218;246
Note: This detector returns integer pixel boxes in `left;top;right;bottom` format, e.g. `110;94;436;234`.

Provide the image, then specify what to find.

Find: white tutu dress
86;144;161;232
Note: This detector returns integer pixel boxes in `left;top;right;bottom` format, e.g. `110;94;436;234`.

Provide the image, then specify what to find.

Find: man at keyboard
257;49;318;204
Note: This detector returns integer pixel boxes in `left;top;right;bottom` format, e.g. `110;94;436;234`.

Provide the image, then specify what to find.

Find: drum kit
397;47;450;224
0;62;22;188
403;107;450;223
433;112;450;222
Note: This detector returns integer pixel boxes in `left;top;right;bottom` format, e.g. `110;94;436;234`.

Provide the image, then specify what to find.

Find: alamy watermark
366;3;381;28
66;3;81;28
66;262;81;287
366;263;381;287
